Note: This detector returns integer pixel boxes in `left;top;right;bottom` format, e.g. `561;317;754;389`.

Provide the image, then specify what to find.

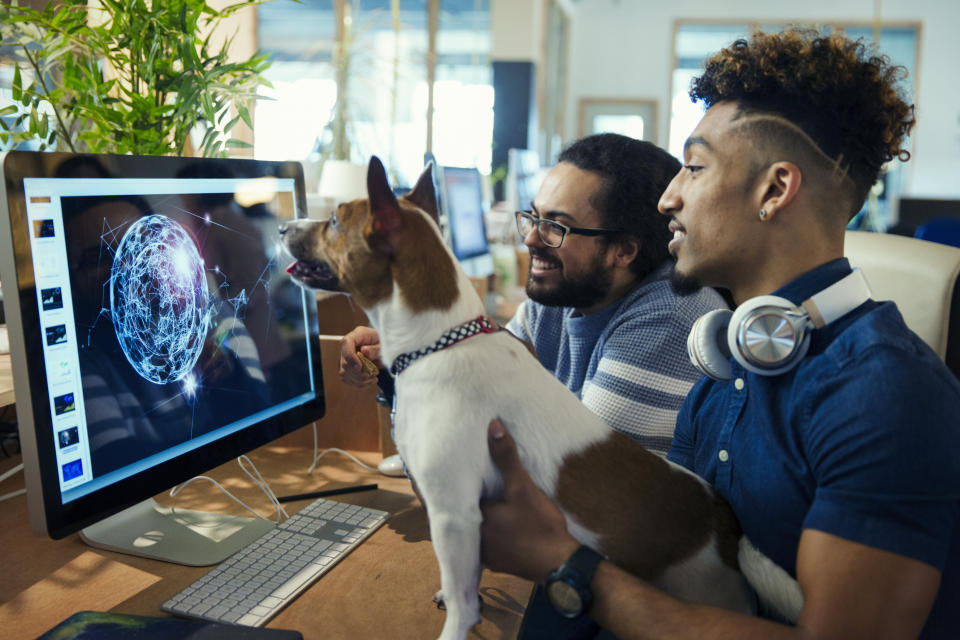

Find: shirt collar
771;258;852;306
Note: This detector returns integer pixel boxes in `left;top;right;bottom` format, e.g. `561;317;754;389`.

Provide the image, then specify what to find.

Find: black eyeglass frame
514;210;621;248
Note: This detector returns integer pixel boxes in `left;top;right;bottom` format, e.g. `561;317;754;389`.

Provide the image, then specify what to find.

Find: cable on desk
0;461;24;502
169;455;290;523
306;421;381;475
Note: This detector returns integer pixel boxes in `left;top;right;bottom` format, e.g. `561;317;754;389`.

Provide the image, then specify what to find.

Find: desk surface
0;438;532;639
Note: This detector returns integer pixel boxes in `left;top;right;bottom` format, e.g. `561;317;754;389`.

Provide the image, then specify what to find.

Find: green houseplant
0;0;274;157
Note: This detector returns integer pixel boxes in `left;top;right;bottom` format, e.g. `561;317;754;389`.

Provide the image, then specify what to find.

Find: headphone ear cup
688;309;734;381
727;295;810;376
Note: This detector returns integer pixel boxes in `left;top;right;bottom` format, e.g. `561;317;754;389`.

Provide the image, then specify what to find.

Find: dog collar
390;315;500;376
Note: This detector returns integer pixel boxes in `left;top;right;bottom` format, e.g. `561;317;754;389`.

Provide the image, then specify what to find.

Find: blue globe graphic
110;214;210;385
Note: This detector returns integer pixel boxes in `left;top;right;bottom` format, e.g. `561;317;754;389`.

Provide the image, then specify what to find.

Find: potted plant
0;0;275;157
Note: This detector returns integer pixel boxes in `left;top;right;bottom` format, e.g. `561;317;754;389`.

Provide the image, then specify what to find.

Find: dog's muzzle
285;259;341;291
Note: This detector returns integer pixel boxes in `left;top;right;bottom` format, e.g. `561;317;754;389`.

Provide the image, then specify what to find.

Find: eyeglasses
514;210;621;248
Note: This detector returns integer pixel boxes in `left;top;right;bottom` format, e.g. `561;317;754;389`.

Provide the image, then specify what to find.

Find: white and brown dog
281;157;800;639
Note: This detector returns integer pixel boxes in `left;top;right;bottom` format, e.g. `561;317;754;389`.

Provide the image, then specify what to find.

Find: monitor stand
80;497;275;566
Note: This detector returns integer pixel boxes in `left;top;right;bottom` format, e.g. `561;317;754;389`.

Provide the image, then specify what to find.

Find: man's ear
404;162;439;226
367;156;402;256
757;161;802;220
612;235;640;268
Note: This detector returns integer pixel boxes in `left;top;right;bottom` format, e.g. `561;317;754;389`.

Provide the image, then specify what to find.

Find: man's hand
339;326;382;387
481;418;579;584
480;420;943;640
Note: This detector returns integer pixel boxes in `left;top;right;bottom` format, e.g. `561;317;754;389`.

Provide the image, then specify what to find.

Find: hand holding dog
481;418;580;584
339;326;383;387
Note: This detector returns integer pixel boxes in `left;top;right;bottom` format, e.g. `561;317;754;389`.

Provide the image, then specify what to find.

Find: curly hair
558;133;679;277
690;28;915;214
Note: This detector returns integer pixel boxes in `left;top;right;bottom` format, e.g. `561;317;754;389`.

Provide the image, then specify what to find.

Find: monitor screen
506;148;543;212
0;151;324;556
440;166;489;261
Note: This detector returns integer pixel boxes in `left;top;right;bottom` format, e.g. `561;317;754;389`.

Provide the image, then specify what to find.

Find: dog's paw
432;589;484;612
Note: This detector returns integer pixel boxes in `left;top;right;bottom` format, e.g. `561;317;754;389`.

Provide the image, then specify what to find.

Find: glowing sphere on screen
110;214;209;385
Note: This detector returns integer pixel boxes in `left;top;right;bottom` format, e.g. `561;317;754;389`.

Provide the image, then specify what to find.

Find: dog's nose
278;223;288;236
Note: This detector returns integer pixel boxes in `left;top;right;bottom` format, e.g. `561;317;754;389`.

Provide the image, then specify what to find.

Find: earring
759;209;768;220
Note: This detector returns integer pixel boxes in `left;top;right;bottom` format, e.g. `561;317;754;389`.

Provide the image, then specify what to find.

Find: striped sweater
506;260;726;457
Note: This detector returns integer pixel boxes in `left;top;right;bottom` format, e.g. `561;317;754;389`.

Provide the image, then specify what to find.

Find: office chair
914;217;960;249
845;230;960;379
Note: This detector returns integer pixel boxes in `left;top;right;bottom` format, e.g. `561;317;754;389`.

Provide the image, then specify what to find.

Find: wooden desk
0;439;532;639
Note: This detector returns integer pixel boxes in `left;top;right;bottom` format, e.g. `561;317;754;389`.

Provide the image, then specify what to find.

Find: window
255;0;492;189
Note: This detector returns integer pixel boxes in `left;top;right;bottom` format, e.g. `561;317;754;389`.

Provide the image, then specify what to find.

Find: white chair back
845;230;960;377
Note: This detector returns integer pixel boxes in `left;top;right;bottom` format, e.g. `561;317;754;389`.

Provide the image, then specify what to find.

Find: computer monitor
892;197;960;236
438;165;493;277
506;148;544;212
0;151;324;565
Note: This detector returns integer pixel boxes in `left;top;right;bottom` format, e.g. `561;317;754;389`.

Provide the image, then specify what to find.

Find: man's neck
728;234;844;305
575;274;643;316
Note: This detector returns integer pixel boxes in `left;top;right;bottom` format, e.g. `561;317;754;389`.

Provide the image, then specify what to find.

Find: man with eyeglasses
502;133;726;457
340;134;725;456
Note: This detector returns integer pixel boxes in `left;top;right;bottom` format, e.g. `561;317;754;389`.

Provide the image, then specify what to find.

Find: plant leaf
12;66;23;102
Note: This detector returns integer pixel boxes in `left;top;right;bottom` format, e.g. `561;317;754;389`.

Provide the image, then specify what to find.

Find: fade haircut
558;133;680;277
690;28;915;218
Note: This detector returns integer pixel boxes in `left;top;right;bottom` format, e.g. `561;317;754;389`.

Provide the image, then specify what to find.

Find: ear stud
759;209;768;220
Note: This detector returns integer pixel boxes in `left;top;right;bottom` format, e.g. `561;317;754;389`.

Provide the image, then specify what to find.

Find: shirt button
718;449;730;462
734;378;745;390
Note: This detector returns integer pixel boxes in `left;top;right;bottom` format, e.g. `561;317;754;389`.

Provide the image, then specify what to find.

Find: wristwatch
544;545;604;618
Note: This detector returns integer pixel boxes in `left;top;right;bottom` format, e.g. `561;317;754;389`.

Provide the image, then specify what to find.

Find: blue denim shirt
668;258;960;637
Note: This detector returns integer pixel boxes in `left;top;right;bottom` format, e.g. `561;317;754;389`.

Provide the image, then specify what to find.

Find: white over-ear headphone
687;268;873;381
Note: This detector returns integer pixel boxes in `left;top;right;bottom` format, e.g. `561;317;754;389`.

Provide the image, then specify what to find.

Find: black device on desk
0;150;326;566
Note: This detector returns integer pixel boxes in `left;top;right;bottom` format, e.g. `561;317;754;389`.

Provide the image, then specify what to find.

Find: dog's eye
328;212;339;229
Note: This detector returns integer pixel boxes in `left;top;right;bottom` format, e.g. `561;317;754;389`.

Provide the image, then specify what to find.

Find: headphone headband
802;268;873;328
688;268;872;380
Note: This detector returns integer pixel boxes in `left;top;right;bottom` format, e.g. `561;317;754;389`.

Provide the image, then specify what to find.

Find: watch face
547;580;583;617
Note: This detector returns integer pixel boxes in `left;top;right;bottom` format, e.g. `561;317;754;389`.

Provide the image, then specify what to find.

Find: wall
562;0;960;198
491;0;542;61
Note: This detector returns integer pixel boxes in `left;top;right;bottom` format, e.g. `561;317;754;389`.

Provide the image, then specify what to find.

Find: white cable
307;422;380;474
0;488;25;502
169;456;289;523
0;462;23;484
0;463;25;501
237;454;289;521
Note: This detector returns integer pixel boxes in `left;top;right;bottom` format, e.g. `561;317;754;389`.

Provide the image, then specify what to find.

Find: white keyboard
161;497;389;627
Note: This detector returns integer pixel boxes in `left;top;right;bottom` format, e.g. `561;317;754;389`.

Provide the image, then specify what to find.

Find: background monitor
0;151;324;565
437;165;494;277
505;148;544;213
891;197;960;236
439;165;489;260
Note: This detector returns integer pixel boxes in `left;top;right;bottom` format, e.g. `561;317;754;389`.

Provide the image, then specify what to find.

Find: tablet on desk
39;611;303;640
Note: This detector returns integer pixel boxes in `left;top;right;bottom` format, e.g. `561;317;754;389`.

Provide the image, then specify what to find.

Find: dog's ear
367;156;402;257
404;162;439;226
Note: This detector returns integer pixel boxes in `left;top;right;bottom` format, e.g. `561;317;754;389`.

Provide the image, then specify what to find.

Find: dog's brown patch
289;158;462;312
387;200;461;313
554;432;741;580
325;198;396;308
360;159;460;312
711;490;741;569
